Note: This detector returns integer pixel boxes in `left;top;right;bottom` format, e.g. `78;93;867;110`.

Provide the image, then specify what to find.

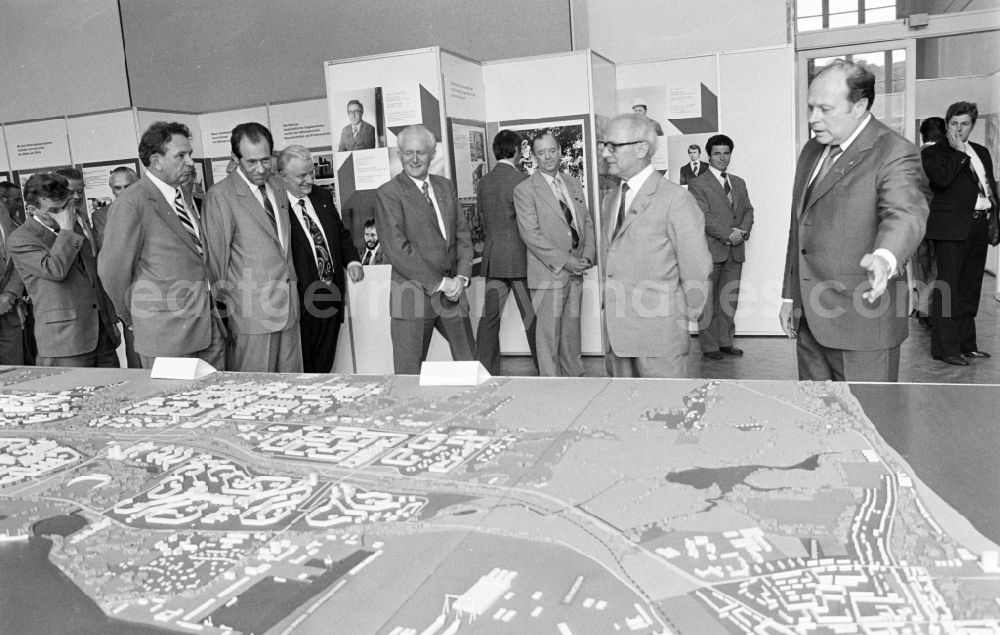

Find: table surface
0;367;997;635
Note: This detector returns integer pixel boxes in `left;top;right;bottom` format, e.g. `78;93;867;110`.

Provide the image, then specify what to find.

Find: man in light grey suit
203;122;302;372
337;100;377;152
600;114;712;378
375;124;475;374
99;122;225;370
514;133;595;377
781;60;929;382
688;134;754;360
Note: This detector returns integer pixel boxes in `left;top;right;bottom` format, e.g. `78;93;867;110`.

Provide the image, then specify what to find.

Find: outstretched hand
859;252;890;303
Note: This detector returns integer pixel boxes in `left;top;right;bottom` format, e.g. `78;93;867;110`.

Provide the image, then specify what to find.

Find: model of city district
0;367;998;635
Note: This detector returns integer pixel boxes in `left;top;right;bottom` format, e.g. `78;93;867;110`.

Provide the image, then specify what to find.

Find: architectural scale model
0;368;998;634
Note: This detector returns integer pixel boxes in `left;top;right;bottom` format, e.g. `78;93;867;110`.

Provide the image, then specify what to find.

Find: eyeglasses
598;140;644;153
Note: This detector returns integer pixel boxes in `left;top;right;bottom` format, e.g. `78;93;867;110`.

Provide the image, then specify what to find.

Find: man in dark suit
475;129;536;375
0;195;24;365
203;122;302;373
375;124;475;374
278;145;363;373
688;134;754;360
514;133;595;377
781;60;929;382
923;101;998;366
679;145;709;186
337;100;377;152
10;173;120;367
360;219;386;265
98;122;224;371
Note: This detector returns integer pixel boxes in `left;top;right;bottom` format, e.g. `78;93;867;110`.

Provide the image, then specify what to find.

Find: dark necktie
553;178;579;249
613;181;630;238
298;200;333;283
173;188;203;256
803;145;842;208
258;185;277;230
362;250;372;265
721;172;733;205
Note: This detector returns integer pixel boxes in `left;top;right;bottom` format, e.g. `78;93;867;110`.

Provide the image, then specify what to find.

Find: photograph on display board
447;118;488;270
667;133;715;187
209;157;237;188
330;88;382;152
617;85;669;174
190;159;206;200
312;150;336;201
503;118;589;202
80;159;143;218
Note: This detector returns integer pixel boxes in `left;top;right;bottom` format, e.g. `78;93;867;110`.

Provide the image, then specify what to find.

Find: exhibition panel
0;367;997;633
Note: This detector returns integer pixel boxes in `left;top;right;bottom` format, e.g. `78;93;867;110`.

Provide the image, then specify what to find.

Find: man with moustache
923;101;998;366
360;219;386;265
99;122;224;370
600;114;711;378
375;124;475;374
781;60;928;382
476;129;536;376
203;122;302;372
10;173;120;367
514;132;595;377
278;144;363;373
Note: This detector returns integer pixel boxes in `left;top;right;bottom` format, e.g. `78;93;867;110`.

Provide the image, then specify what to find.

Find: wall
120;0;572;113
0;0;130;122
582;0;790;64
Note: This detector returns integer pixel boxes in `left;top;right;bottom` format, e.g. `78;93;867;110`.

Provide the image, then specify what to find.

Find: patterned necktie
258;185;277;231
721;172;733;205
613;181;630;238
298;200;333;283
803;145;842;208
421;181;433;206
173;188;203;256
553;177;579;249
421;181;446;239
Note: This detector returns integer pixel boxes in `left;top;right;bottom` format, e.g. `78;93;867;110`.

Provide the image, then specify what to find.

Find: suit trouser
139;318;227;371
930;216;989;358
122;322;141;369
698;254;742;352
299;310;343;374
38;321;120;368
0;319;24;365
228;322;303;373
391;314;476;375
476;277;536;375
911;240;935;317
604;314;690;379
795;316;899;382
532;278;584;377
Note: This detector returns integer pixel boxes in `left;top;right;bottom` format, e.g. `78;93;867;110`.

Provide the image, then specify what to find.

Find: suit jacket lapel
534;172;567;228
614;171;658;240
143;179;202;258
430;176;452;245
400;174;445;243
232;173;284;250
805;120;876;212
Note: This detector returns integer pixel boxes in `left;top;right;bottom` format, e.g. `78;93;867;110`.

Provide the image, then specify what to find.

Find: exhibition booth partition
2;44;841;373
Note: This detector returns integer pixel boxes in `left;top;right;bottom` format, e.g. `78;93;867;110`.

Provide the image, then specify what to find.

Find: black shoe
703;351;724;360
962;350;991;358
933;355;969;366
719;346;744;357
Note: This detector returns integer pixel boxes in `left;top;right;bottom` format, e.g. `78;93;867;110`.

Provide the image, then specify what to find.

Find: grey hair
608;113;658;155
397;125;436;150
277;144;313;173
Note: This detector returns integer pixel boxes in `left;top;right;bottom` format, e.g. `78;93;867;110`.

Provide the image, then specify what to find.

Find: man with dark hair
514;132;595;377
0;182;25;226
679;145;709;186
922;101;998;366
920;117;946;148
689;134;754;360
360;218;385;265
338;100;376;151
10;173;120;367
376;124;476;374
0;181;25;365
98;122;224;370
278;144;363;373
781;60;929;382
475;129;536;375
911;115;948;327
54;167;97;245
203;122;302;372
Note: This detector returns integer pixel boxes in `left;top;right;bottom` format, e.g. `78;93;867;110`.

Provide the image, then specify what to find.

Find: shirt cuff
456;275;469;288
435;278;447;293
347;261;362;268
872;248;897;277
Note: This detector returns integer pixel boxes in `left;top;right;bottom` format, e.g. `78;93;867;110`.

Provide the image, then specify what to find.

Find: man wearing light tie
99;122;225;370
688;134;754;360
375;124;476;374
337;100;377;152
279;145;363;373
203;122;302;372
514;133;595;377
780;60;928;382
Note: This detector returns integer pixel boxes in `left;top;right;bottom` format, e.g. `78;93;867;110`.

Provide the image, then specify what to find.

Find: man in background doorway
338;100;377;152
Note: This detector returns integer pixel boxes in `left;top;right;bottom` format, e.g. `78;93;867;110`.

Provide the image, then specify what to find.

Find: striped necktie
173;189;202;255
553;177;579;249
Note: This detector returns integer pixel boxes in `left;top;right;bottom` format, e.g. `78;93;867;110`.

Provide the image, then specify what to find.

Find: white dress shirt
287;193;329;264
407;175;447;240
237;169;284;251
540;171;578;228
